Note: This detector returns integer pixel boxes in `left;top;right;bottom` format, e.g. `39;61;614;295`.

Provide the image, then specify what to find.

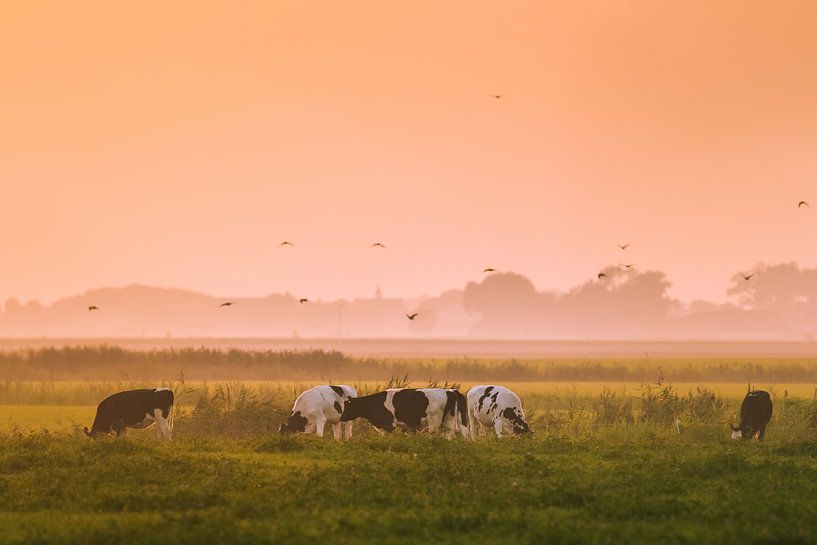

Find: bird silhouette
619;263;635;269
371;242;386;248
482;268;496;273
618;243;630;250
219;302;234;307
598;273;608;279
88;306;99;311
299;298;309;304
490;94;504;99
406;313;418;320
279;241;294;247
741;274;754;281
799;201;810;208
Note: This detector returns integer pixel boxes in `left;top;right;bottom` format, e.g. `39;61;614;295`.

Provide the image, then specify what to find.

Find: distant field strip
3;346;817;383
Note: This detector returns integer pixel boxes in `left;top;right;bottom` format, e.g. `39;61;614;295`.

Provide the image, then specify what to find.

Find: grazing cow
279;385;357;440
467;385;531;438
731;390;773;440
84;388;174;439
340;388;468;439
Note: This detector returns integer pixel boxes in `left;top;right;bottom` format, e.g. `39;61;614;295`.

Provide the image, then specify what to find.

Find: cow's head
279;411;308;434
730;423;751;440
84;420;111;438
340;398;360;422
501;407;532;435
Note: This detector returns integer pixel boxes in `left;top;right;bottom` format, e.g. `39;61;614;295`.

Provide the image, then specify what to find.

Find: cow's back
116;389;174;424
741;390;773;423
468;385;521;413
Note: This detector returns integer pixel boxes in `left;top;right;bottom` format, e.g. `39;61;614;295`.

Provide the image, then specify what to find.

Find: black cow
340;388;468;439
731;390;773;440
84;388;174;439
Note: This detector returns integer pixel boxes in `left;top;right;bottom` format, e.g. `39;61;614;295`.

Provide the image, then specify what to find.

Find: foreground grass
3;429;817;545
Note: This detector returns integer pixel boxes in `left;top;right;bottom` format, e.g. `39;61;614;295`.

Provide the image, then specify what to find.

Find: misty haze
3;262;817;341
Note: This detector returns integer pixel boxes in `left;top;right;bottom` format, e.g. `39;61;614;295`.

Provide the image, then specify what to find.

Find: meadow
3;347;817;544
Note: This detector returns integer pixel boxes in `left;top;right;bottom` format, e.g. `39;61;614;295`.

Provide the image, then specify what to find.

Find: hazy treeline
4;345;817;383
3;262;817;339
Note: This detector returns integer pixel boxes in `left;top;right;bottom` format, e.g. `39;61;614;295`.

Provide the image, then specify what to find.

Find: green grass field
3;428;817;544
3;349;817;544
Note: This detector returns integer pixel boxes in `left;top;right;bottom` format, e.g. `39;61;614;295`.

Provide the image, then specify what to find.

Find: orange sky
1;1;816;305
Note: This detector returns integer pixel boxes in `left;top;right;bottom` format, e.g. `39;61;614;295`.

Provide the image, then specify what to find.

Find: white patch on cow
416;388;448;432
467;385;529;439
731;429;742;440
129;413;156;430
383;389;398;418
155;388;171;392
286;385;358;440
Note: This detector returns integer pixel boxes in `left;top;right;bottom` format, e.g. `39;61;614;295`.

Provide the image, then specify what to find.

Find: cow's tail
456;390;468;429
444;390;469;437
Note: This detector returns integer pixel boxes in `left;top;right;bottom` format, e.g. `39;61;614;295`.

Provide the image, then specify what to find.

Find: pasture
3;347;817;544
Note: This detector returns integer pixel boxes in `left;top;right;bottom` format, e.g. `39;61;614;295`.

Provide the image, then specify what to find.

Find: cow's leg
493;418;504;438
154;409;171;440
426;413;443;436
442;416;455;440
115;420;126;437
315;414;327;437
332;422;342;441
468;409;479;441
757;425;766;440
343;421;353;440
475;419;488;438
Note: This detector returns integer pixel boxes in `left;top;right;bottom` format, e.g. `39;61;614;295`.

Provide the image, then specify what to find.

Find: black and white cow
467;385;531;438
731;390;773;440
340;388;468;439
279;385;357;440
84;388;174;439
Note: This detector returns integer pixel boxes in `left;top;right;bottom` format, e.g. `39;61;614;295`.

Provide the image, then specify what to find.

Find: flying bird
406;313;419;320
88;306;99;311
619;263;635;269
490;94;504;99
299;298;309;304
618;243;630;250
482;268;496;273
279;241;294;247
371;242;386;248
799;201;810;208
741;274;754;281
219;302;234;307
597;273;608;279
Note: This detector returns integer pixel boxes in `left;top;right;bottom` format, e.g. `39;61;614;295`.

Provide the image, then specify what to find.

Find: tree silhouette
463;272;552;337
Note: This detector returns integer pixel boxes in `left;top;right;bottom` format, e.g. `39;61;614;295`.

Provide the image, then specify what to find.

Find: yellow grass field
0;405;94;432
3;379;815;433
